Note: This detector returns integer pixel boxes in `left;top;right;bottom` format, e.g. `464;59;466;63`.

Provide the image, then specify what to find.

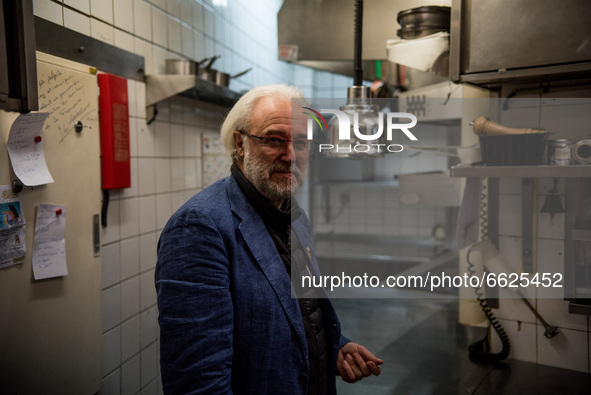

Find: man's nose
279;140;296;162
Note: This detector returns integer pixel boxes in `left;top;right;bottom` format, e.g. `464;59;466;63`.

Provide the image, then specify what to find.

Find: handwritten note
37;62;98;144
32;204;67;280
6;113;54;186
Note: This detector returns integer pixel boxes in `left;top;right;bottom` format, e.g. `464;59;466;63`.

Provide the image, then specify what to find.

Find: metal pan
215;68;252;87
198;55;220;81
165;59;198;74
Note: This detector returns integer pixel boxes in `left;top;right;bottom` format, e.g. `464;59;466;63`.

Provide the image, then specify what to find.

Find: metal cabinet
450;0;591;86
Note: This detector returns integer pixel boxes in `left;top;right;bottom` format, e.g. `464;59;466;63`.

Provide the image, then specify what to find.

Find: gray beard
242;147;307;204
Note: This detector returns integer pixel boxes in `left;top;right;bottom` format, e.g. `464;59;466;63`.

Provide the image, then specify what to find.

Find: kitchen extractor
278;0;451;84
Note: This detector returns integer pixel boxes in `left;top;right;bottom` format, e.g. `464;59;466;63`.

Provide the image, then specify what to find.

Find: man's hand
337;342;383;383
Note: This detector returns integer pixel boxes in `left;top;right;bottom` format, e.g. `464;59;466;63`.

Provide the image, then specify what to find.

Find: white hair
220;84;305;163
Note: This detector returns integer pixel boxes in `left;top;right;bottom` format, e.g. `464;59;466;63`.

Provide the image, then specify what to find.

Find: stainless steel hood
277;0;451;81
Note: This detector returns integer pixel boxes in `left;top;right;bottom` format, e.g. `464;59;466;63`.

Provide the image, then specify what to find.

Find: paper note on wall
6;112;54;186
203;133;231;187
0;185;27;269
32;204;67;280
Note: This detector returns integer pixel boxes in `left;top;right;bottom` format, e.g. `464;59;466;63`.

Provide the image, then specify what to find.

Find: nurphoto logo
303;107;419;154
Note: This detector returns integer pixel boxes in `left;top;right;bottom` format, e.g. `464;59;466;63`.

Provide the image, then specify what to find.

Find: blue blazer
156;175;348;394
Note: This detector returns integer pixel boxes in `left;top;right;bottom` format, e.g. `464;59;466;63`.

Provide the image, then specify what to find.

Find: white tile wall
491;100;591;373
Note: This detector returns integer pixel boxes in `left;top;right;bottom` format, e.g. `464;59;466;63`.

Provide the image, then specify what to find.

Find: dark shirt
231;164;328;395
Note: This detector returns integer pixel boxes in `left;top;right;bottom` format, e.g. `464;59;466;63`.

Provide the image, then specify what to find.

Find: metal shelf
450;165;591;178
145;74;242;123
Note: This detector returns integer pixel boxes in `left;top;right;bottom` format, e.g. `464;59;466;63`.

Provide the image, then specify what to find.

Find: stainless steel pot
165;59;198;74
199;55;219;81
397;6;450;28
215;68;252;87
397;6;450;39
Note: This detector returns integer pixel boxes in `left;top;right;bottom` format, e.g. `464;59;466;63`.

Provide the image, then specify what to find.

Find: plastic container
479;133;547;166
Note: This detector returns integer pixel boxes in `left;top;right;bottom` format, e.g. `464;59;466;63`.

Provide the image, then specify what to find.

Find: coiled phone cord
467;179;511;363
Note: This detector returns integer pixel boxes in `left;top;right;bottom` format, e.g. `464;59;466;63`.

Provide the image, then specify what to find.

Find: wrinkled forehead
250;97;308;135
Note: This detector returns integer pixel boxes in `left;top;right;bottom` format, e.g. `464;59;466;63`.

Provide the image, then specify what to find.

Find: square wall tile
121;315;141;362
33;0;64;25
170;124;184;157
121;276;140;321
152;8;168;48
102;285;122;332
140;270;157;309
139;232;157;272
140;306;159;347
90;0;113;23
184;158;198;189
203;7;215;37
155;158;172;194
102;327;121;376
538;327;588;372
63;8;90;35
171;158;185;191
64;0;90;15
154;121;171;157
114;28;135;54
137;122;155;157
167;17;182;53
166;0;181;17
114;0;134;33
181;24;195;59
90;17;114;45
102;242;121;289
120;237;140;279
169;98;184;121
119;198;141;239
183;127;202;157
138;158;156;195
101;369;121;395
140;342;160;387
139;196;157;233
179;0;194;26
121;354;141;395
156;193;172;230
134;0;152;41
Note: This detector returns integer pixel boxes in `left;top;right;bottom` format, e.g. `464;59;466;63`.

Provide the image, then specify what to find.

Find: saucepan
165;56;213;75
215;68;252;87
199;55;220;81
165;58;199;74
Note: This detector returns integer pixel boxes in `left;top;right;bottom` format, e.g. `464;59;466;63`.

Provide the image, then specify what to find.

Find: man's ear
233;131;245;158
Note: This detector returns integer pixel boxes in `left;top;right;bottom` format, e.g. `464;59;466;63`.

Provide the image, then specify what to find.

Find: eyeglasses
239;131;317;152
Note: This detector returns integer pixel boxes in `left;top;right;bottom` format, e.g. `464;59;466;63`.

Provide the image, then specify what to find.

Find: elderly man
156;84;382;394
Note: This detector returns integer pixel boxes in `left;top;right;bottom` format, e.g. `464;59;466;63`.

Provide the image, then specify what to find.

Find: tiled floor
332;291;591;395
